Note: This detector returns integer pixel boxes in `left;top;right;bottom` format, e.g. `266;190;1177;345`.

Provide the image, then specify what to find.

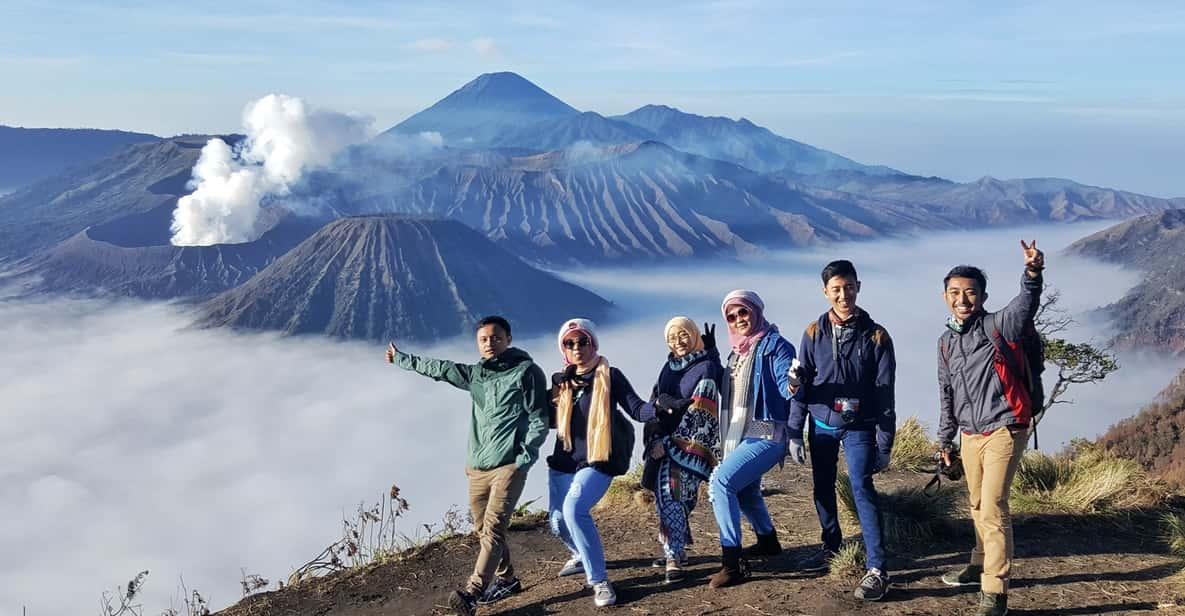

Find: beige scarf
554;356;613;463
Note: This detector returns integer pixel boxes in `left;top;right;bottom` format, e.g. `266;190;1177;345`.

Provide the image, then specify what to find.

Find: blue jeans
709;438;782;548
548;467;613;584
809;424;887;571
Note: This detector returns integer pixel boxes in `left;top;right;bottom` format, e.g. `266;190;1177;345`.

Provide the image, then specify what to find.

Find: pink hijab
722;289;771;355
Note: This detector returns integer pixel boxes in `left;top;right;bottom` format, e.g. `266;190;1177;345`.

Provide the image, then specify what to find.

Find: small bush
1163;511;1185;559
1010;443;1169;514
827;540;866;580
892;416;938;473
836;471;957;547
596;462;654;512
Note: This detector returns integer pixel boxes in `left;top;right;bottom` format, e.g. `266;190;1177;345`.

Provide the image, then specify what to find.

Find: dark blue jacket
788;310;896;453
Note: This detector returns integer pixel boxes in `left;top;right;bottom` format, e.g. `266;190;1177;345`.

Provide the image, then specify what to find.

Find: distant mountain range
195;216;612;342
0;125;160;191
1064;209;1185;355
3;71;1183;343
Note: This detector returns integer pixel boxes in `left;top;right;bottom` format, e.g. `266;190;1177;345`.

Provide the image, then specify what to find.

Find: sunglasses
725;307;751;323
563;337;592;350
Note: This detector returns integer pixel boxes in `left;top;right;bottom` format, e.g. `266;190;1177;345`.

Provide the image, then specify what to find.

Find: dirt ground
218;464;1185;616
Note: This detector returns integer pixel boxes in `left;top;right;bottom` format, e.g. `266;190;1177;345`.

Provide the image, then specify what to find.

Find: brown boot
708;546;751;589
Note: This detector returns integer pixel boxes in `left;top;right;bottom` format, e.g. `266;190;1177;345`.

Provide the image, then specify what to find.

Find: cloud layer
2;222;1182;614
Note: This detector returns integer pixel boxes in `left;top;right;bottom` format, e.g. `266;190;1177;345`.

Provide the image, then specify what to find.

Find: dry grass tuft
827;540;867;580
836;471;958;547
1011;442;1170;514
891;416;938;473
1162;511;1185;559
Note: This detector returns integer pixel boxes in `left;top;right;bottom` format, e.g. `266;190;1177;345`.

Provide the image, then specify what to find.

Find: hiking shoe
593;580;617;607
558;556;584;577
653;554;688;568
447;589;477;616
477;576;522;605
941;564;983;587
854;569;889;601
975;591;1008;616
664;559;685;585
794;547;837;572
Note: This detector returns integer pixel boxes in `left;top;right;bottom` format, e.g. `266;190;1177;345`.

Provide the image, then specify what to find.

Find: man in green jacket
386;315;550;616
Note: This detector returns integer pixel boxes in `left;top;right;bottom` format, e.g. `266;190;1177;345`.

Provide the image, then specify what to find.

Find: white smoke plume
170;94;374;246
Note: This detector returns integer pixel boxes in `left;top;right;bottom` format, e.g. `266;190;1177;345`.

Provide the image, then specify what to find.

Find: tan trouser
961;425;1027;594
465;463;528;594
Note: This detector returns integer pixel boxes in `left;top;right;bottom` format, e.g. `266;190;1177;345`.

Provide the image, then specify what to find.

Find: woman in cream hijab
641;317;724;584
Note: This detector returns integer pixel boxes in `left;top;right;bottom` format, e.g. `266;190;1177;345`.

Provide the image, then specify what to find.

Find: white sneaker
593;580;616;607
558;556;584;577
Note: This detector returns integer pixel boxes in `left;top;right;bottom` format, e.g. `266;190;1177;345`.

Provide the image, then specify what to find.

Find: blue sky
2;0;1183;196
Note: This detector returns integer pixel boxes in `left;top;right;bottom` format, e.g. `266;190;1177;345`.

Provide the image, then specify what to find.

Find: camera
834;397;860;424
934;449;964;481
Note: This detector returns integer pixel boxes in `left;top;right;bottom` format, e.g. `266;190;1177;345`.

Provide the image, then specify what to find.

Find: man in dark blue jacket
788;259;896;601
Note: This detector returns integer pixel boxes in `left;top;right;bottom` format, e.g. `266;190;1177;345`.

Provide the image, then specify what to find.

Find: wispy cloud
165;52;271;65
0;55;85;68
403;38;454;53
471;37;499;56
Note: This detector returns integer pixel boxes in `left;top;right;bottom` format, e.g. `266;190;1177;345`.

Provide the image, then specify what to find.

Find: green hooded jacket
394;347;550;471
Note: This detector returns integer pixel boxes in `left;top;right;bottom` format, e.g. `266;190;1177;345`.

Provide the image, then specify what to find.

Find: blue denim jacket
724;329;796;423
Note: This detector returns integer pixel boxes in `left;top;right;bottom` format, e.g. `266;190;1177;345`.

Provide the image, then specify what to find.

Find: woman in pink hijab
707;290;797;588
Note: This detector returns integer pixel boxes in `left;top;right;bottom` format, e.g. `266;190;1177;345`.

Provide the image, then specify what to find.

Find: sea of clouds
2;222;1182;614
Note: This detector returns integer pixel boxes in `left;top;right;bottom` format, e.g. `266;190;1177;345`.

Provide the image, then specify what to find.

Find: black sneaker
942;564;983;587
651;556;667;568
477;576;522;605
975;591;1008;616
794;547;837;572
447;590;477;616
854;569;889;601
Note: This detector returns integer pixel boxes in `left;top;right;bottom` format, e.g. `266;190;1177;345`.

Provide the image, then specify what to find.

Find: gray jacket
937;270;1043;449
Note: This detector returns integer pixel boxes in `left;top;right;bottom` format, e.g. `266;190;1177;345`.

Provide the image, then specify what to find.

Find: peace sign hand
1021;239;1044;270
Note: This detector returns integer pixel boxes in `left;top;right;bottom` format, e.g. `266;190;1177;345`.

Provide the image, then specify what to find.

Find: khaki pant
465;463;528;594
961;425;1028;594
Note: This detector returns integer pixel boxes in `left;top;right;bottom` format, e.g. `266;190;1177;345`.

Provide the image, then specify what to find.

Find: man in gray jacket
936;240;1045;616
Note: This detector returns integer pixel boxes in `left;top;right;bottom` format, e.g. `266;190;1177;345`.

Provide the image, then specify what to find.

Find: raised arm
388;340;474;391
786;326;814;440
769;335;797;401
517;364;551;469
998;240;1045;340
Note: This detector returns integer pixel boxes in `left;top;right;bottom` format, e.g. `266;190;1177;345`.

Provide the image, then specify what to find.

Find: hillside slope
215;464;1183;616
1064;208;1185;354
1102;367;1185;486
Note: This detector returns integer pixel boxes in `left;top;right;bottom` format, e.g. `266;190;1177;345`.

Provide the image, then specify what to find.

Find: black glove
656;393;692;414
701;322;717;351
